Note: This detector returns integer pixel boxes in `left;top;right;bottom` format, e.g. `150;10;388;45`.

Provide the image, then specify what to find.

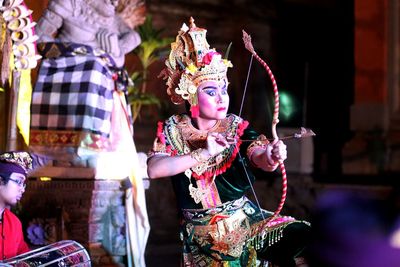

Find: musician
0;152;32;260
147;18;311;266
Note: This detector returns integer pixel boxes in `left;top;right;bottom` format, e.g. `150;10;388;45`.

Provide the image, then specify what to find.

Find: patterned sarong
30;42;128;158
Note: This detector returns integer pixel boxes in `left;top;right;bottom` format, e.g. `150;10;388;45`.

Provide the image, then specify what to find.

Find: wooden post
6;70;20;151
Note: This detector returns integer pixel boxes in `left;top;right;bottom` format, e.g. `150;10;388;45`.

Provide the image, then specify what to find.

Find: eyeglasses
8;178;26;189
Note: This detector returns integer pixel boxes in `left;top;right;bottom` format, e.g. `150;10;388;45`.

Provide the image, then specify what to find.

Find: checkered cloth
31;42;121;138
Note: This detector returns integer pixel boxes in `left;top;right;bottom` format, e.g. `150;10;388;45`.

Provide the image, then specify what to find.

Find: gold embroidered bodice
161;114;244;178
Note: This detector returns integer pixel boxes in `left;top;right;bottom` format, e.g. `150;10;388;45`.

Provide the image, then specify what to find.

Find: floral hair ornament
159;17;233;118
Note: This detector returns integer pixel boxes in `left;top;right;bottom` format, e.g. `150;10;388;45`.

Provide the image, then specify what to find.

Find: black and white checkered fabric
31;43;117;137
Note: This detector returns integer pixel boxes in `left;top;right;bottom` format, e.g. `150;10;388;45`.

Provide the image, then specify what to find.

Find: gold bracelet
190;148;210;163
246;135;269;160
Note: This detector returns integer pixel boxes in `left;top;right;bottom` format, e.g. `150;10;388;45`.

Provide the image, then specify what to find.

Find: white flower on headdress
175;87;189;100
180;23;189;32
176;74;196;100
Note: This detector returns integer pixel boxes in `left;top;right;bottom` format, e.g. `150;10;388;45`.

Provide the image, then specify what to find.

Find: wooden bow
241;30;288;234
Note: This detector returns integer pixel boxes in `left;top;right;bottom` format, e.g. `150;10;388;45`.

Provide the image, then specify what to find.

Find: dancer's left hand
266;140;287;165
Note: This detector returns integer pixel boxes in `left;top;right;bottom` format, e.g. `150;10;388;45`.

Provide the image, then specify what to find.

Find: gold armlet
246;134;269;159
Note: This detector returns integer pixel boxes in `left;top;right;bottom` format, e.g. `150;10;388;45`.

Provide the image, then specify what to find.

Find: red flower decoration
190;105;200;118
202;51;220;65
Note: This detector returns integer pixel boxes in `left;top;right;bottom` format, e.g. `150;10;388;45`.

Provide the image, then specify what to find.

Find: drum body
0;240;91;266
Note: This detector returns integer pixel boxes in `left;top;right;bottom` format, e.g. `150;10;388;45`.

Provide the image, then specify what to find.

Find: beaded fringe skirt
180;196;302;266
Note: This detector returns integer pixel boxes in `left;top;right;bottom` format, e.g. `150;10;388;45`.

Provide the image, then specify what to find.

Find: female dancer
147;18;310;267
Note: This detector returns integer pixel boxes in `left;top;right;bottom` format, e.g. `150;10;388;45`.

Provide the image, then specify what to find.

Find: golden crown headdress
159;17;233;117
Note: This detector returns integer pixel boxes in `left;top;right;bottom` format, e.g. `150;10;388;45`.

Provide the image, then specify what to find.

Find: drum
0;240;91;266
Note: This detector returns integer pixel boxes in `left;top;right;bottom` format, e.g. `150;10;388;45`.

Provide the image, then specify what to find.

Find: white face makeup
197;78;229;121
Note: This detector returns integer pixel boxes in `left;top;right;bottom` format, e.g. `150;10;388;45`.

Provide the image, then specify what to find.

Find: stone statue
30;0;146;160
30;2;150;265
35;0;143;67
